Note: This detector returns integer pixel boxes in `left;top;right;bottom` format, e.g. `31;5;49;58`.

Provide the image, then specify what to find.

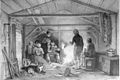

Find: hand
69;41;72;44
57;48;60;51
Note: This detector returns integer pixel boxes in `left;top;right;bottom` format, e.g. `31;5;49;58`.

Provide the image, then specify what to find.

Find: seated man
47;42;60;63
85;38;95;58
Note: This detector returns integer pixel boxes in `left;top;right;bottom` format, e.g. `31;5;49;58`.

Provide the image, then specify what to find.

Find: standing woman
70;29;84;69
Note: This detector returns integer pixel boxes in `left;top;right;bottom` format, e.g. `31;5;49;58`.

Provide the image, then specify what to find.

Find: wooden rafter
28;31;45;40
25;0;45;24
1;0;15;11
25;0;39;25
26;26;39;39
9;13;99;17
12;0;39;25
45;0;50;13
98;0;105;8
12;0;23;8
84;0;91;13
10;0;53;15
27;9;38;25
81;17;100;33
25;0;32;6
82;17;99;27
71;0;117;14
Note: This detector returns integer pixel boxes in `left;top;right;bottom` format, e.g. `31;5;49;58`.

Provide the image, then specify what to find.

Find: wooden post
98;13;103;49
8;17;18;78
8;18;17;60
22;25;26;66
114;14;118;54
8;17;11;59
11;23;16;60
8;16;13;78
58;27;61;46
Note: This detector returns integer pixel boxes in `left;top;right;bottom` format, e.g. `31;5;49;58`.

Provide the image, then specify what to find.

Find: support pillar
22;25;26;66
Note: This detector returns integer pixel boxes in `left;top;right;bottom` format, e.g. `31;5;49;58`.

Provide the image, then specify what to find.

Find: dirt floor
6;63;119;80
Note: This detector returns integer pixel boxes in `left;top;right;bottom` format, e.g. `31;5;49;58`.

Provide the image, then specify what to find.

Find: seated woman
47;41;60;63
85;38;95;58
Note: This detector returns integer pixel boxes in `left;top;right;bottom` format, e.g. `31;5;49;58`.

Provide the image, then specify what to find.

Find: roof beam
71;0;117;14
9;13;99;17
24;24;92;27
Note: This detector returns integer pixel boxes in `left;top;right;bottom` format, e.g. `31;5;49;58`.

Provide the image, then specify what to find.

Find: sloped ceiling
1;0;119;14
1;0;119;25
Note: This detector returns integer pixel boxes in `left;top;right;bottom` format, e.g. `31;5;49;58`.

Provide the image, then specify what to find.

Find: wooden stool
85;57;95;71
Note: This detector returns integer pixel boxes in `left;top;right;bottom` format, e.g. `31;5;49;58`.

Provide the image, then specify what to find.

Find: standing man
70;29;84;69
42;30;52;60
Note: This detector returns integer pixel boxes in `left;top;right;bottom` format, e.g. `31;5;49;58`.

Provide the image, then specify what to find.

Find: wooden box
85;57;95;71
97;54;119;75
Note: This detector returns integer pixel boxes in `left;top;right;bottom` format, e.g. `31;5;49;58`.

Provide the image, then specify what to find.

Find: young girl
47;42;60;63
33;43;47;66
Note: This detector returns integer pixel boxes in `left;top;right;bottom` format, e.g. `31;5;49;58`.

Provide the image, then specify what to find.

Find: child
33;43;44;57
33;43;47;66
47;42;60;63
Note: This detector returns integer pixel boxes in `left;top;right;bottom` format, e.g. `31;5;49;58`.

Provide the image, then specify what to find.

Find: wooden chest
97;54;119;75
